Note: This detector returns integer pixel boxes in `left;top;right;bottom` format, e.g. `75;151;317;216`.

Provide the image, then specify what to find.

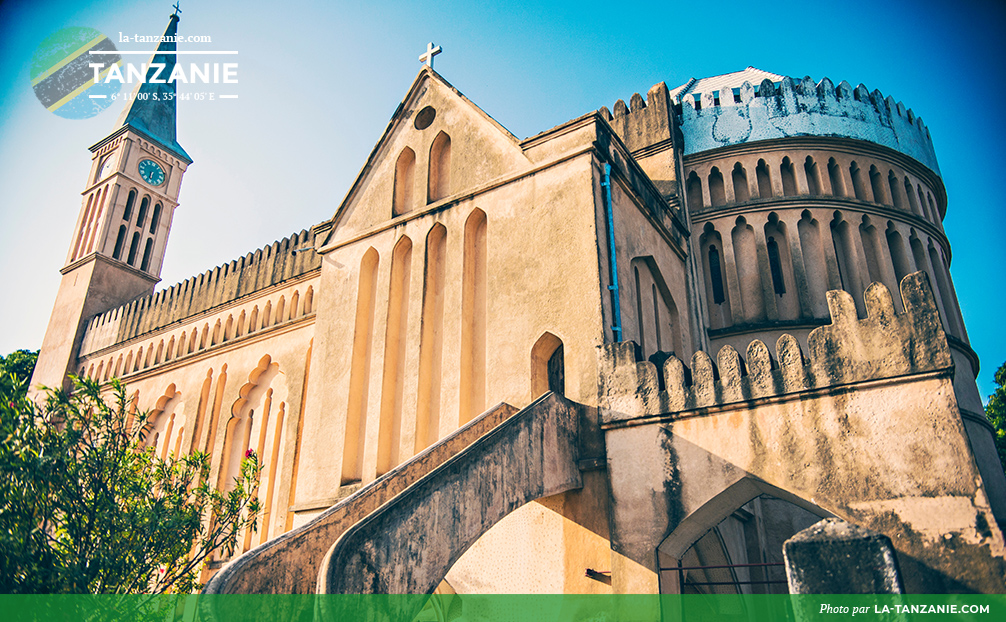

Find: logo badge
30;27;122;119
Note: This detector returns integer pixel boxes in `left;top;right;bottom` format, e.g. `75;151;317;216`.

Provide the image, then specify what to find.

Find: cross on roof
172;2;181;17
419;42;442;70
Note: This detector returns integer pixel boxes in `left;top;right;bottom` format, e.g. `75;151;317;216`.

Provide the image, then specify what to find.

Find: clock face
138;158;166;186
98;154;116;180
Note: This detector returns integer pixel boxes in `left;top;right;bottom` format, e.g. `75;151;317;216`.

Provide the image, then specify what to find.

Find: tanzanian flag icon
30;27;122;119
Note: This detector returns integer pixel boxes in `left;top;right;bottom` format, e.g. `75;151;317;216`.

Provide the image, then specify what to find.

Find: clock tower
31;9;192;394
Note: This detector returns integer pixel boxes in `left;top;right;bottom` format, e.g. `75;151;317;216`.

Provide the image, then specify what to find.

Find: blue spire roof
112;12;191;163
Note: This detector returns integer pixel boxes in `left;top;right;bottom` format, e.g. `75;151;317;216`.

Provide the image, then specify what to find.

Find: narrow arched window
828;158;844;196
127;232;141;265
905;177;920;215
780;157;797;196
767;236;786;295
136;196;150;227
804;157;820;195
708;245;725;304
428;132;452;203
686;171;703;208
140;238;153;271
888;171;904;209
851;162;867;200
732;163;749;202
149;203;161;234
708;167;725;206
123;189;136;221
869;165;887;204
756;159;772;198
393;147;416;216
112;225;127;260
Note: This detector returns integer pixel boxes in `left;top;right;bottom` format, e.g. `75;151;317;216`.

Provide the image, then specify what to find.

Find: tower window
127;232;141;265
767;236;787;295
140;238;153;271
112;225;127;260
709;245;725;304
149;203;162;235
123;190;136;221
136;197;150;227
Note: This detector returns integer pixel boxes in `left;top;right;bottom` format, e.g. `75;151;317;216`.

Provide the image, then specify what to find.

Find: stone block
784;518;904;594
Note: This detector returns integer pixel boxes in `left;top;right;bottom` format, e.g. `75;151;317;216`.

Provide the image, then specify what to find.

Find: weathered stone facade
29;15;1006;599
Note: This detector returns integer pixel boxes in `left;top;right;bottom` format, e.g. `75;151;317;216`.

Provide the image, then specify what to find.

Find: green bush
1;350;261;594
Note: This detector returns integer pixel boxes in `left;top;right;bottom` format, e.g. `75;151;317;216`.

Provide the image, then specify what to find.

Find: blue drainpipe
602;163;623;342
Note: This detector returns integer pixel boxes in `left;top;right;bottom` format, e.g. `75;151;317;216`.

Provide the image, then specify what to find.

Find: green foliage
986;361;1006;474
0;349;37;403
0;358;261;595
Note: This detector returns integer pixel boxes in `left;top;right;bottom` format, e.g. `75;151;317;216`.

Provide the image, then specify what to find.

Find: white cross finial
419;42;442;70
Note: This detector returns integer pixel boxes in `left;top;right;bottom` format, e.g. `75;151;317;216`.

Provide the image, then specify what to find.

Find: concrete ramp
204;401;519;595
319;392;582;597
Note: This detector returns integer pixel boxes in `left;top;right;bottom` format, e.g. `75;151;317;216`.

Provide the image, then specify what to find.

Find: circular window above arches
414;106;436;130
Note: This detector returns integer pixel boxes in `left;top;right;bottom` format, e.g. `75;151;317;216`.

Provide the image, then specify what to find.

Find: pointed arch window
140;238;153;271
756;159;773;198
686;171;703;208
732;163;749;202
708;167;725;206
428;131;452;203
113;225;127;260
766;236;786;295
780;157;797;196
708;245;725;304
123;189;136;221
393;147;416;216
136;196;150;227
149;203;162;234
127;232;141;265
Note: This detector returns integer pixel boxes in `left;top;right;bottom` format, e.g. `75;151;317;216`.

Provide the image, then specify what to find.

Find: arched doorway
658;480;831;595
530;332;564;399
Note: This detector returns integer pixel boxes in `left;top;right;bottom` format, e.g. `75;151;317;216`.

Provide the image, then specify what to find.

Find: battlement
598;81;674;155
674;75;940;176
599;272;953;423
79;227;322;355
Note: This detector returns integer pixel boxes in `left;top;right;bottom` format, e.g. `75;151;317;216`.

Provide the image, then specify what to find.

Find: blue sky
0;0;1004;398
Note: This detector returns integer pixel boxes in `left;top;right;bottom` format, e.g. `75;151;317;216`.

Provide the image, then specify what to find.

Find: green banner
0;594;1002;622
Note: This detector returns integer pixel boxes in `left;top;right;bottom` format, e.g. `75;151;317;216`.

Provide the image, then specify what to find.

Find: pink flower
244;449;255;459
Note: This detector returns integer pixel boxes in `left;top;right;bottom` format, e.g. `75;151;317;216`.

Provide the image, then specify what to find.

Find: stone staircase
203;391;582;606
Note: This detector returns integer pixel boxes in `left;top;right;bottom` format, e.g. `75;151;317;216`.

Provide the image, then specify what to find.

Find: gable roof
320;67;521;246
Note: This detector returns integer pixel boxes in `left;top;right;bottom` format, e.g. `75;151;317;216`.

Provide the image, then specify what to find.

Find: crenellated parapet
598;81;675;155
598;272;953;424
79;227;321;356
676;76;940;177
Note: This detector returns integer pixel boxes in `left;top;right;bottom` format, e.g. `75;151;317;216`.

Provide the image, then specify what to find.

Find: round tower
675;68;1006;522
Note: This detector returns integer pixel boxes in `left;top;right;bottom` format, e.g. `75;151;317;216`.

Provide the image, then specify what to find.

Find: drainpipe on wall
603;162;623;342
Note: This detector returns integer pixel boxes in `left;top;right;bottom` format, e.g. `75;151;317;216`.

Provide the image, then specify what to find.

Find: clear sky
1;0;1004;398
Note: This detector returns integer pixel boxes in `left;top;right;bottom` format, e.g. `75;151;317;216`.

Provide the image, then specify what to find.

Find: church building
30;11;1006;598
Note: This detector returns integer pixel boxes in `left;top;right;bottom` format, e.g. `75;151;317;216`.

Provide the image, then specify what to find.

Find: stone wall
599;273;1006;593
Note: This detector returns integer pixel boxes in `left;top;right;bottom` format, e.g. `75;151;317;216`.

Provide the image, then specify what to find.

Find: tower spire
113;10;190;162
31;8;193;394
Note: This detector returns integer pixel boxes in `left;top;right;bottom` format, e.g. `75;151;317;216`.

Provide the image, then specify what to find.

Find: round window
414;106;436;130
